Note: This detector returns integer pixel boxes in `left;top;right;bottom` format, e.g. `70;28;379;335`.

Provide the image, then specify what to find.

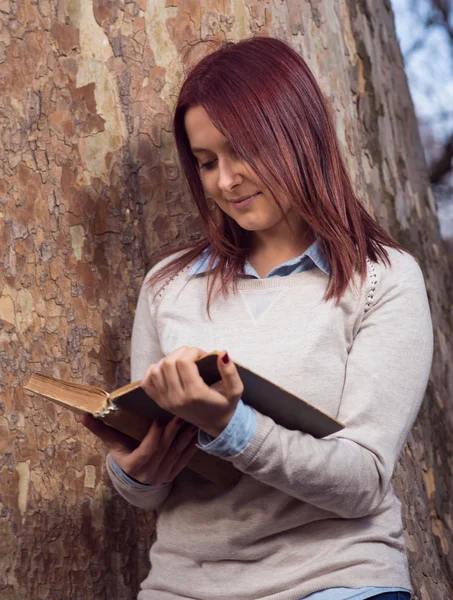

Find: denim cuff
197;399;257;458
109;457;164;489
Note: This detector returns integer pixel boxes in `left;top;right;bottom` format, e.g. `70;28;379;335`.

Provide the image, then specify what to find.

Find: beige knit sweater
106;247;433;600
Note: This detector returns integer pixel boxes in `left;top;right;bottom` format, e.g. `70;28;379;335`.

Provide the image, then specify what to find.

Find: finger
159;425;199;479
125;416;186;474
141;363;161;399
175;358;205;394
154;361;168;391
127;418;165;470
160;360;185;398
217;351;244;401
141;349;206;399
166;437;199;482
170;423;199;455
129;422;195;485
210;380;226;395
142;363;167;399
150;417;187;467
79;413;137;453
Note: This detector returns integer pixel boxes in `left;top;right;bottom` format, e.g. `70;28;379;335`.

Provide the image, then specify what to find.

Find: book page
24;373;109;415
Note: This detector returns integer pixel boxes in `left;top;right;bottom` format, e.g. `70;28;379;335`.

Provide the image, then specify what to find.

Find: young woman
82;36;433;600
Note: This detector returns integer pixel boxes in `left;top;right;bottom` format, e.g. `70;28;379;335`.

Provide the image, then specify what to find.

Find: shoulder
143;249;192;283
142;248;202;305
371;247;426;288
364;246;429;315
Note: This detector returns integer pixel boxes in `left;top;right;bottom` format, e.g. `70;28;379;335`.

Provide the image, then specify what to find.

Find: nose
217;156;243;193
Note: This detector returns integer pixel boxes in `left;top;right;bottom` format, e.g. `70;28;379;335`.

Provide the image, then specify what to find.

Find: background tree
0;1;452;599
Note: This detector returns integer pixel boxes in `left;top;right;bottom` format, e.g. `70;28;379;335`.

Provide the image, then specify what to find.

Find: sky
392;0;453;141
391;0;453;241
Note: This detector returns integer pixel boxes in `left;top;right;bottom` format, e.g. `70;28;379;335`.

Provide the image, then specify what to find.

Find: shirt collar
189;240;330;277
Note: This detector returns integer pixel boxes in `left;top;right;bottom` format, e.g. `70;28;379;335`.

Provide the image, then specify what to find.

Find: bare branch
404;37;426;61
429;134;453;183
431;0;453;48
417;110;453;125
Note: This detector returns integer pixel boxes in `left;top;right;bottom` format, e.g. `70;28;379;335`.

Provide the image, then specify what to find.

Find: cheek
200;173;219;198
264;190;290;213
242;163;267;188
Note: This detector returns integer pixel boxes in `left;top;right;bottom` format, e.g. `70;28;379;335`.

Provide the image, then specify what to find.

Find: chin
234;218;267;232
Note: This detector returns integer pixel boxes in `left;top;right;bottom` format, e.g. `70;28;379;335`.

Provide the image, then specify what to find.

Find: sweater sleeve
224;253;433;518
105;270;170;509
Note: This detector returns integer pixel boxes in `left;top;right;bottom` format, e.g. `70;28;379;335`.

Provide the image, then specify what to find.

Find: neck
250;219;313;257
247;219;314;278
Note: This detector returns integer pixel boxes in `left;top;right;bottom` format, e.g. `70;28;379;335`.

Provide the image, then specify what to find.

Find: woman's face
184;105;293;237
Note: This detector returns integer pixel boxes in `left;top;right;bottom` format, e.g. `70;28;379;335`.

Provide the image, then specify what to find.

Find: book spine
94;402;121;419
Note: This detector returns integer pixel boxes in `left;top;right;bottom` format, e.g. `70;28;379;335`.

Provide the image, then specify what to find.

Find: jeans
370;593;411;599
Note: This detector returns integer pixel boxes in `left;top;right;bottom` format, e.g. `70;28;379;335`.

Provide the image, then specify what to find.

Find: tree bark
0;1;451;599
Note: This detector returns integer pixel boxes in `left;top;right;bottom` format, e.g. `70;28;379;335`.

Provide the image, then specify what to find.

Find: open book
24;352;344;489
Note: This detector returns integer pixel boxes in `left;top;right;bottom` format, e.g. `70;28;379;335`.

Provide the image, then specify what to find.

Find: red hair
148;36;404;308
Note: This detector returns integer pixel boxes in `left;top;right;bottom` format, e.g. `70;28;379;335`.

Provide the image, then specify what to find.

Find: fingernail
222;352;230;364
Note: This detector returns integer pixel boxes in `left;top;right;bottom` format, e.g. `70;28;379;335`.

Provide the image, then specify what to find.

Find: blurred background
392;0;453;254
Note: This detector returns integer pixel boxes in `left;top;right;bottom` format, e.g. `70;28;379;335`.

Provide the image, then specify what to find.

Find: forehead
184;105;227;151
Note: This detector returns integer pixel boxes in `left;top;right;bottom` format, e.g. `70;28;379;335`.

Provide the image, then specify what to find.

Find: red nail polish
222;352;230;364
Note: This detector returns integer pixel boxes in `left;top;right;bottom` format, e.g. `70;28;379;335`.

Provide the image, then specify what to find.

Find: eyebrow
190;147;212;154
190;140;232;154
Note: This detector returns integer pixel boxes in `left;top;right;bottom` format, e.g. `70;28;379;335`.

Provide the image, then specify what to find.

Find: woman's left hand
141;347;244;438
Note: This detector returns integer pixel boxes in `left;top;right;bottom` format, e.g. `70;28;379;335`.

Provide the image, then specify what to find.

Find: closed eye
200;159;218;170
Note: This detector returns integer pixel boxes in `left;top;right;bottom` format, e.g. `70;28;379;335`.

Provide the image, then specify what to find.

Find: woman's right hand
80;414;199;485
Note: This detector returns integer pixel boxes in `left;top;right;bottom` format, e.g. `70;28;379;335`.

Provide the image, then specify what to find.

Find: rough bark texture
0;1;451;599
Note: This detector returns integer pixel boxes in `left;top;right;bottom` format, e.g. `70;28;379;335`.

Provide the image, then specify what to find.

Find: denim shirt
110;240;410;600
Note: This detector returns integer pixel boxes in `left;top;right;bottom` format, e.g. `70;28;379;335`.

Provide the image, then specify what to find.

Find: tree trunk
0;1;451;598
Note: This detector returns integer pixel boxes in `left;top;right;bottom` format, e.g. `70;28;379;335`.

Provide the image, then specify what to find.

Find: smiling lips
229;192;261;207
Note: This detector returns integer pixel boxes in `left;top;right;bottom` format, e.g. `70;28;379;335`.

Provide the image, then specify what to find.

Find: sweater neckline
234;269;328;290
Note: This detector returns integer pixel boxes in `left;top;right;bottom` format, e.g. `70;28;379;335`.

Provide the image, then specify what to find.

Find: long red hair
148;36;404;308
